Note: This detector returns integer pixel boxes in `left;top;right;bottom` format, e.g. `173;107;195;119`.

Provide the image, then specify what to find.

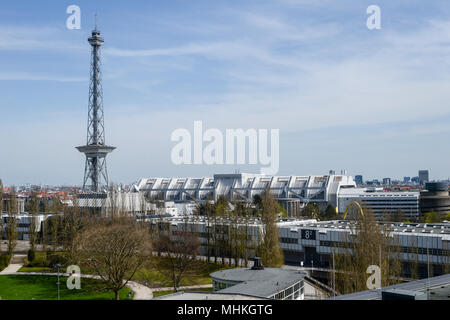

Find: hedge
0;255;11;272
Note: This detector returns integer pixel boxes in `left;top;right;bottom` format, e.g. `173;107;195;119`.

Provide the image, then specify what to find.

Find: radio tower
76;27;115;193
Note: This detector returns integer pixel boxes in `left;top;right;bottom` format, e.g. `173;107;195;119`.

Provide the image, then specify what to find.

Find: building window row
280;237;298;244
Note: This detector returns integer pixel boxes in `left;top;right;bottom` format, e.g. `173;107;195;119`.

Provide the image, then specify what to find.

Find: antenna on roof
94;13;98;30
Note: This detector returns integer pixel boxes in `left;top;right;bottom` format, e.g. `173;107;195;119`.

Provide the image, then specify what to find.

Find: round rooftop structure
425;182;448;192
210;258;306;300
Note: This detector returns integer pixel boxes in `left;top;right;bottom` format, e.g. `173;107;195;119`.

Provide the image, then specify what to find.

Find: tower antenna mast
76;27;115;193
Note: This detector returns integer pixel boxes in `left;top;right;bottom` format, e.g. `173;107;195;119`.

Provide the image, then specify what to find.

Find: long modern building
337;187;420;220
136;173;356;216
136;173;441;221
149;216;450;280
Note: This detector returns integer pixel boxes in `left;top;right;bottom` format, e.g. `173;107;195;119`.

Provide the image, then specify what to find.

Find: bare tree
0;179;3;254
256;190;284;267
76;216;151;300
5;186;18;256
154;223;201;292
334;206;402;294
28;188;40;255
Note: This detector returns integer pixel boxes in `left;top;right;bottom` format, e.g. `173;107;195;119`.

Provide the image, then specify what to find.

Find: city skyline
1;0;450;186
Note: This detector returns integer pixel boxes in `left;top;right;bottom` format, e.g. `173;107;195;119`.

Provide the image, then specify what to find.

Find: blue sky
1;0;450;186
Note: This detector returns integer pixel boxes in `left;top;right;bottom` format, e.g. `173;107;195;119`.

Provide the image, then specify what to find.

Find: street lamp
55;263;61;300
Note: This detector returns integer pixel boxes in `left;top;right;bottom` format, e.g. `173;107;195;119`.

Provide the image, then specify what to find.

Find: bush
27;249;35;263
24;252;49;268
48;252;66;267
0;255;11;272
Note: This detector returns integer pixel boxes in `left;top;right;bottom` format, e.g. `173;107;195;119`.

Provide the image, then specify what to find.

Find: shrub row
24;251;66;268
0;255;11;272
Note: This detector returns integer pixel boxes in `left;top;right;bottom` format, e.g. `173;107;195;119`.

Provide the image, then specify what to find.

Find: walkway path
0;254;153;299
0;254;25;274
0;254;212;299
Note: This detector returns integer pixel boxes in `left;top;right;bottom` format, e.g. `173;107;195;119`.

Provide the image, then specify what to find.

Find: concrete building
420;182;450;218
419;170;429;186
136;173;356;217
331;273;450;300
354;175;363;186
0;213;49;241
66;191;151;215
210;258;306;300
337;187;420;221
148;216;450;280
1;197;25;214
154;292;268;300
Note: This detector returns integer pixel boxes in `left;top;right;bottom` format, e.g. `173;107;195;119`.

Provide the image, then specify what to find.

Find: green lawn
152;289;175;297
0;275;133;300
153;287;212;298
18;267;54;273
133;258;234;288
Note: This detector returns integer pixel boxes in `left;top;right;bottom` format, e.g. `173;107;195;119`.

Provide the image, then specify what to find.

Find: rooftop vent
251;257;264;270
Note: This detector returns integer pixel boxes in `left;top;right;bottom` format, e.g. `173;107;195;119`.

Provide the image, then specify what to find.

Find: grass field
132;258;234;288
153;287;212;298
18;267;54;273
0;275;133;300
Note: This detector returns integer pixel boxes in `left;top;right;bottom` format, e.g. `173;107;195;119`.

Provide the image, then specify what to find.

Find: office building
419;170;429;186
354;175;363;185
337;188;420;221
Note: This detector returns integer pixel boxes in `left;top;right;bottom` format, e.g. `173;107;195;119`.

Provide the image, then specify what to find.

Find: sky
0;0;450;186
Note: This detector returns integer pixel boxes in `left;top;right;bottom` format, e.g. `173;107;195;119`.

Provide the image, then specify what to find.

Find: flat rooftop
153;291;267;300
284;220;450;237
330;273;450;300
211;267;305;298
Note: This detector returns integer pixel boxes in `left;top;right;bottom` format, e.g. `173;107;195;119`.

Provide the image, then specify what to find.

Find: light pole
55;263;61;301
427;247;430;299
332;251;335;300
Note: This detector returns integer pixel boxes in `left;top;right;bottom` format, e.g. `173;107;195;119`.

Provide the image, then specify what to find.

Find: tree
321;204;337;221
193;201;215;263
76;216;151;300
154;224;201;292
303;202;320;220
256;190;284;267
424;211;441;224
0;179;3;254
334;206;402;294
5;187;18;256
28;188;40;255
61;194;86;265
383;209;406;222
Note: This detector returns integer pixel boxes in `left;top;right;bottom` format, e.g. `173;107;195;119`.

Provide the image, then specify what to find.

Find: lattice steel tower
76;28;115;192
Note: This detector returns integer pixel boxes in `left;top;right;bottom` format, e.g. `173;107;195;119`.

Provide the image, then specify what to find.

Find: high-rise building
382;178;391;186
355;175;363;185
76;28;115;193
403;177;411;183
418;170;429;186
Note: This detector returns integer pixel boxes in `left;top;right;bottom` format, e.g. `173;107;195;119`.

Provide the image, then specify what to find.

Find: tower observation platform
76;28;115;193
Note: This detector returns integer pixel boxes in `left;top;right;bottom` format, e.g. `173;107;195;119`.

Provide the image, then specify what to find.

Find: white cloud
0;71;86;82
